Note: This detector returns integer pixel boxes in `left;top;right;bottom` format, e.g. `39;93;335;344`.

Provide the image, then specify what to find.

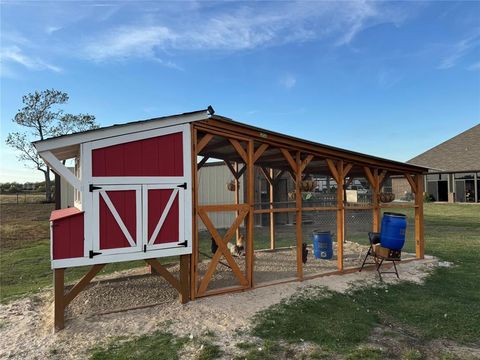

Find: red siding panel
99;190;137;250
148;189;179;244
92;132;184;177
52;212;84;260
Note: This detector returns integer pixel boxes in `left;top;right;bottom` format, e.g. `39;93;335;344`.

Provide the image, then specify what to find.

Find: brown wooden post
415;174;425;259
179;254;190;303
247;140;255;287
373;169;380;232
190;126;199;299
336;160;345;271
295;152;303;280
234;162;240;243
269;168;276;250
54;268;65;331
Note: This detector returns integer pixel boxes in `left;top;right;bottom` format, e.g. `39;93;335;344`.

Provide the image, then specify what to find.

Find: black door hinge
89;250;102;258
177;182;187;189
89;184;102;192
178;240;188;247
144;245;147;252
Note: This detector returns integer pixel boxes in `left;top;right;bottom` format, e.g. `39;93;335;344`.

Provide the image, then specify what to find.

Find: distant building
406;124;479;203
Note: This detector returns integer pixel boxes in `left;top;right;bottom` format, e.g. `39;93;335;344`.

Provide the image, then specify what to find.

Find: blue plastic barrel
312;231;333;259
380;212;407;250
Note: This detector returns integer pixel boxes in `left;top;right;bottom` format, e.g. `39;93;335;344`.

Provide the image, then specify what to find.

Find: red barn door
92;185;143;256
143;184;185;250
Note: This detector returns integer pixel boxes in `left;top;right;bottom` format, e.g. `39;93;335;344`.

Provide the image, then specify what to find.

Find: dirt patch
366;325;480;360
0;203;54;251
0;257;440;359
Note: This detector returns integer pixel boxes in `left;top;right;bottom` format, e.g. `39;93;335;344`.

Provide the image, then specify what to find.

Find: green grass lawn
250;203;480;358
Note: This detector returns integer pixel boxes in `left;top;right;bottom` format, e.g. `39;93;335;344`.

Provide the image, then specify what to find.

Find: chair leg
376;258;384;281
359;247;372;272
393;261;399;279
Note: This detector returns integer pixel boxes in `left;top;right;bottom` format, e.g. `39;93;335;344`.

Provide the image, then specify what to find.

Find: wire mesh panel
253;223;297;285
301;210;339;277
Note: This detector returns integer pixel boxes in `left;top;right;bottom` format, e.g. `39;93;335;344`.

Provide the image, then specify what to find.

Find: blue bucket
312;231;333;259
380;212;407;251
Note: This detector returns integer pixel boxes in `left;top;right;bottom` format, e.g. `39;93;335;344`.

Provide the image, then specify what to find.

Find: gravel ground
0;245;427;360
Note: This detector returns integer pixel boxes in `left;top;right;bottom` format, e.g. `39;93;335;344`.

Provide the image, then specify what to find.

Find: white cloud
467;61;480;71
437;33;480;69
81;2;415;62
46;26;62;34
0;46;62;73
280;74;297;89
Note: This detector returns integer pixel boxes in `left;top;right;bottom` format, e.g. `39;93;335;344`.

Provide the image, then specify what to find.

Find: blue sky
1;1;479;182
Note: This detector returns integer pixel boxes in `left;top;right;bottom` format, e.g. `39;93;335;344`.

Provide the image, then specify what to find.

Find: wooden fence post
415;174;425;259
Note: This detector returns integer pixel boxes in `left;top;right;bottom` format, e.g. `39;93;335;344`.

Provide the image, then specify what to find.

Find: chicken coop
34;106;427;330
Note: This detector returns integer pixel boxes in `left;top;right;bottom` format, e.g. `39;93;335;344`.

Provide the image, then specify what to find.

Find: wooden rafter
260;167;273;186
197;133;214;153
326;159;340;182
280;148;297;172
145;259;182;293
253;143;269;163
343;163;353;178
64;264;105;306
300;154;314;173
197;156;210;169
363;166;376;189
229;139;247;163
197;209;249;295
405;173;417;194
273;170;286;185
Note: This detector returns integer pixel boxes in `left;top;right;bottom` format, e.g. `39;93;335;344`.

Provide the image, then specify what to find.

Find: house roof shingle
408;124;480;172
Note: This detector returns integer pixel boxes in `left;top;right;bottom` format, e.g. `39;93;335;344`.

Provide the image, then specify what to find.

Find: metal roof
32;107;427;174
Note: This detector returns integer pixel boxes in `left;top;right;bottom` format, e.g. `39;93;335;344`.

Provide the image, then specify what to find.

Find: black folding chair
359;232;401;280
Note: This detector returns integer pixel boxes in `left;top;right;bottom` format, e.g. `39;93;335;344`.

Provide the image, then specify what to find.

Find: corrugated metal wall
198;162;244;230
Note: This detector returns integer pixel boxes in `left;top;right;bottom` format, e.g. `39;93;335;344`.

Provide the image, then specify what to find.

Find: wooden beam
378;170;388;188
234;162;240;243
40;151;82;191
343;163;353;178
54;268;65;331
237;165;247;179
405;173;417;194
247;140;255;287
336;160;344;271
146;259;181;293
253;143;269;163
197;209;249;295
415;174;425;259
269;168;275;250
273;170;286;185
280;148;298;172
295;152;303;280
197;156;209;169
179;254;190;304
229;139;248;163
199;203;249;212
224;160;238;179
372;169;380;233
64;264;105;306
300;154;314;173
196;133;214;153
326;159;339;182
191;126;199;300
363;166;376;189
259;167;273;186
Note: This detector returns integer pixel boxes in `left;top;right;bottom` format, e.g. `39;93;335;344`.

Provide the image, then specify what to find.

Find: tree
6;89;98;202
